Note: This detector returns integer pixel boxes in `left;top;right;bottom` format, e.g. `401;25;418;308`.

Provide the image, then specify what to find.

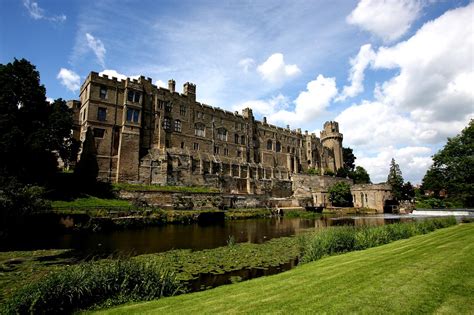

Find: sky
1;0;473;184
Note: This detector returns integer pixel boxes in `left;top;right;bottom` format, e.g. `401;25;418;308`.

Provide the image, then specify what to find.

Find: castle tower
183;82;196;101
320;121;343;172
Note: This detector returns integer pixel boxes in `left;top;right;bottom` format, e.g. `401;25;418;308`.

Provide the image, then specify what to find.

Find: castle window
180;105;186;116
180;142;185;149
241;135;245;145
214;146;220;155
165;101;172;113
237;150;241;157
217;128;227;141
127;90;141;103
197;111;205;120
234;134;239;144
193;143;199;150
174;120;182;132
224;148;229;156
267;140;273;150
292;147;296;154
287;146;290;153
99;86;107;99
158;100;165;109
163;117;171;130
126;108;140;123
97;107;107;121
276;141;281;152
195;123;205;137
93;128;105;138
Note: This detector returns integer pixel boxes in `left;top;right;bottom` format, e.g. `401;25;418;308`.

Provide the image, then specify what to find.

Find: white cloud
99;69;127;80
239;58;255;73
336;3;474;184
257;53;301;84
336;44;375;101
357;146;433;183
270;75;337;125
99;69;166;88
233;94;290;118
347;0;422;42
57;68;80;92
22;0;66;22
372;3;474;139
86;33;106;68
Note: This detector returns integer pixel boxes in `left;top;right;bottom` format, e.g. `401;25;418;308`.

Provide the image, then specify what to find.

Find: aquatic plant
2;259;181;314
299;216;457;263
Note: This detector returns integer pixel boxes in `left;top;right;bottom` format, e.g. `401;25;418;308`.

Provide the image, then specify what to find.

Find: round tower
320;121;343;171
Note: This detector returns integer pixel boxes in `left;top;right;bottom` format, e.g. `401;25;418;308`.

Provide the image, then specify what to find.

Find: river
1;213;419;256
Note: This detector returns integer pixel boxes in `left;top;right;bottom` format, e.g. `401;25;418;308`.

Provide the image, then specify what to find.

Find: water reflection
1;214;420;256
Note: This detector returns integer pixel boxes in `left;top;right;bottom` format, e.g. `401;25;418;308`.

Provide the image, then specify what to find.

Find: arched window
234;134;239;144
276;141;281;152
195;123;205;137
267;140;273;150
217;128;227;141
174;120;182;132
241;135;246;145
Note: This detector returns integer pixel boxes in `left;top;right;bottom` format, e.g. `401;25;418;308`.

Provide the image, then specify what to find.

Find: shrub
3;259;182;314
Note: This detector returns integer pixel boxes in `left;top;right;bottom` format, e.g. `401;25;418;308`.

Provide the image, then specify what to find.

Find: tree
352;166;371;184
74;128;99;186
387;158;404;200
0;59;75;184
422;121;473;207
421;166;445;197
342;147;356;172
328;182;353;207
401;182;415;201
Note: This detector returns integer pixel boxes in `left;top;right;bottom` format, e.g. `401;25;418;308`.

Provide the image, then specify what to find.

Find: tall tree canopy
387;158;404;200
0;59;74;184
352;166;371;184
421;121;473;207
328;182;353;207
342;147;356;172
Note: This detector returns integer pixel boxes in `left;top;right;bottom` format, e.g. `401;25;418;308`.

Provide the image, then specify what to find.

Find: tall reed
3;259;182;314
299;216;457;263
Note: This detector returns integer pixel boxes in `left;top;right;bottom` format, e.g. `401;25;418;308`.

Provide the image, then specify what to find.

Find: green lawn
97;224;474;314
51;196;131;209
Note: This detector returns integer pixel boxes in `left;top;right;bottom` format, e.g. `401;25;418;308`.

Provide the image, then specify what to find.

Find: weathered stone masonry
74;72;344;193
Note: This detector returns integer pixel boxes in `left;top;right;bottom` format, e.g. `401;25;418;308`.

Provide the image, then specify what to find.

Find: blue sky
1;0;473;183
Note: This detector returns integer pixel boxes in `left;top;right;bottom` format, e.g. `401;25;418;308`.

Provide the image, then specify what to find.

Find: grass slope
97;224;474;314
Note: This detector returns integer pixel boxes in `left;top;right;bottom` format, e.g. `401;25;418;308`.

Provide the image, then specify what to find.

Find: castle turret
168;79;175;93
183;82;196;101
320;121;343;172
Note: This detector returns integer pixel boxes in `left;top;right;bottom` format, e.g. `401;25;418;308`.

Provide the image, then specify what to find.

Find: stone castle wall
73;72;344;188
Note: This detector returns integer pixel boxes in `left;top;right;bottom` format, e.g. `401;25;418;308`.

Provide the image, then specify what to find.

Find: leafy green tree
328;182;353;207
0;59;75;184
422;121;473;207
74;128;99;186
352;166;371;184
387;158;404;200
401;182;415;201
342;147;356;172
421;166;446;197
336;167;349;178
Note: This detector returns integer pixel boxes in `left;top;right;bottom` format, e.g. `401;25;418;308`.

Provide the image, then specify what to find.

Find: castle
67;72;396;212
69;72;345;196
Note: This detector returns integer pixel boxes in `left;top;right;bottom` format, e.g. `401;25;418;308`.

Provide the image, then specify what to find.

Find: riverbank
98;223;474;314
1;217;460;313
